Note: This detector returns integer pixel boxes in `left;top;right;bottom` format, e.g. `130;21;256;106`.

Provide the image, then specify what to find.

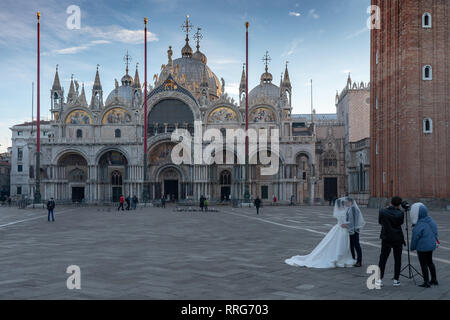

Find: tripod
399;206;423;284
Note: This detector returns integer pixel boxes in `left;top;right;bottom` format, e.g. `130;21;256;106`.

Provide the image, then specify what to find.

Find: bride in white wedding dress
285;197;365;269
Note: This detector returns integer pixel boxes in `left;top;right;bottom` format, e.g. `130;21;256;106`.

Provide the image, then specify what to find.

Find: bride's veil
343;197;366;230
333;198;347;219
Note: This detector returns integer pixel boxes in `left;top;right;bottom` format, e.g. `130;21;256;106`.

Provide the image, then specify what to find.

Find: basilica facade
11;22;352;205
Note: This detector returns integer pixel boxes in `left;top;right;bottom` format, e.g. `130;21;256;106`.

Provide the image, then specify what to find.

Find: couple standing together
286;197;364;269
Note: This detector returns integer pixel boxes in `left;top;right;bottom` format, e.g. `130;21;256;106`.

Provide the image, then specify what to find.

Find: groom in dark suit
342;198;363;267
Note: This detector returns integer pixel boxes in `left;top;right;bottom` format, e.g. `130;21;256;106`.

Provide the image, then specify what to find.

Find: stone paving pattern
0;204;449;300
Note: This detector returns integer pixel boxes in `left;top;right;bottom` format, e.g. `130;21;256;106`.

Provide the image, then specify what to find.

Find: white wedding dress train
285;216;356;269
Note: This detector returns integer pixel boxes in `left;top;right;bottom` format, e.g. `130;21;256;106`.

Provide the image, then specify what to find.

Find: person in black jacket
254;197;261;215
377;196;405;287
199;195;205;212
47;197;56;222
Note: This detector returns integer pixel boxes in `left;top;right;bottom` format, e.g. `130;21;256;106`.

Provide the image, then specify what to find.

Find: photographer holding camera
376;196;406;287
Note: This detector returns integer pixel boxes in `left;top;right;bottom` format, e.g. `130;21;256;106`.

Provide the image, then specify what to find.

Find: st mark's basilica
14;18;359;205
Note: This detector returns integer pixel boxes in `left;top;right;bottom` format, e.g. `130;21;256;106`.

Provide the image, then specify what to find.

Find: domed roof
121;73;133;86
105;84;134;106
193;50;207;64
161;57;222;97
249;82;280;101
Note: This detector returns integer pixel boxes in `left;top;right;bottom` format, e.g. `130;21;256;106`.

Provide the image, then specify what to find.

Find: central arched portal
98;150;128;202
57;152;88;202
158;167;181;201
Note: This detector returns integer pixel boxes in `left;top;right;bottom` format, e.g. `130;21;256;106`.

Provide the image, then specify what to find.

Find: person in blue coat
410;204;439;288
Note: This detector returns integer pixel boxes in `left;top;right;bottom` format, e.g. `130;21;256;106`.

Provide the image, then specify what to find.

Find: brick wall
370;0;449;200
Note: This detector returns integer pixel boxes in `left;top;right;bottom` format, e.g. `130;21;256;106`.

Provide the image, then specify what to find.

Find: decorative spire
240;63;246;90
283;61;291;88
181;15;193;58
201;64;209;88
79;83;87;106
347;72;352;87
67;74;75;100
52;64;62;90
134;63;141;88
93;64;102;90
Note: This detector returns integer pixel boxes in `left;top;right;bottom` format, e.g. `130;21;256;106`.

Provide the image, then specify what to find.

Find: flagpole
34;12;41;204
244;21;250;202
143;17;149;203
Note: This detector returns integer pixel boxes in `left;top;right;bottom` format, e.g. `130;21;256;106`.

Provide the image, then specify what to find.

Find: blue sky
0;0;371;152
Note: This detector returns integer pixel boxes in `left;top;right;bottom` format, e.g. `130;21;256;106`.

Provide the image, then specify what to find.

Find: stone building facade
9;19;371;206
0;150;11;199
370;0;449;208
336;75;371;204
9;121;51;200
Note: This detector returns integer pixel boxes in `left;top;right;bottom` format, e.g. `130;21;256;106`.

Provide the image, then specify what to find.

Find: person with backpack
47;197;56;222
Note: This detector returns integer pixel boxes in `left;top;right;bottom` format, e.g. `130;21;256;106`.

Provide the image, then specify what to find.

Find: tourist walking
254;197;261;215
273;195;277;206
204;198;209;211
132;195;138;210
410;203;439;288
126;196;131;210
161;196;166;208
118;195;125;211
47;197;56;222
199;195;205;212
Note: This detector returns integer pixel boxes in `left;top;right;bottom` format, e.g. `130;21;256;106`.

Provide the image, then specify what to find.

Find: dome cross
262;51;271;73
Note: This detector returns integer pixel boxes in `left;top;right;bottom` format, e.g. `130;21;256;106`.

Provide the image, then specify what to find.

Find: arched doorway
111;170;123;203
158;167;181;201
219;170;232;201
98;150;128;202
57;152;88;202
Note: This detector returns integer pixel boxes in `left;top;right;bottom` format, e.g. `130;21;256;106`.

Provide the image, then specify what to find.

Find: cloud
281;38;304;57
289;12;301;17
309;9;319;19
82;25;159;44
345;27;369;40
225;82;240;95
46;40;111;55
52;45;90;55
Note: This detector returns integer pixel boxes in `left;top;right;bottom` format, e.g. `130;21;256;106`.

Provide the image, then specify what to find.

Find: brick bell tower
369;0;449;208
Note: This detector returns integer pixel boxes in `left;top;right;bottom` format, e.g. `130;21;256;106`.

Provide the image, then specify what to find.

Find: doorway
324;178;338;202
164;180;178;200
261;186;269;200
112;187;122;203
72;187;85;203
221;186;231;201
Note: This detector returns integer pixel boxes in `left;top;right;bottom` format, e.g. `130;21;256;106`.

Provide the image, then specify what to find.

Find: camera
401;201;410;210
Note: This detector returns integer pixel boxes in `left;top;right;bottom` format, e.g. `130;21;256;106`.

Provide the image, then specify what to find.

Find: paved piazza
0;204;449;300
